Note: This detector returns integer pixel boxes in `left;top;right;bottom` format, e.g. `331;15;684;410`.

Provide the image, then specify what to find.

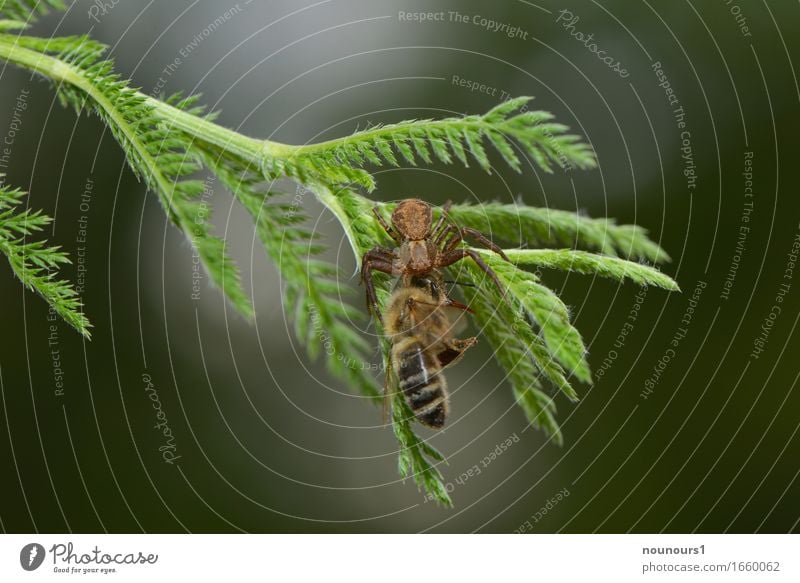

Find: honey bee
383;275;477;428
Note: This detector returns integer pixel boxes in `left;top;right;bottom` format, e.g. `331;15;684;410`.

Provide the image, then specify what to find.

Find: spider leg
373;206;402;244
461;227;509;261
430;210;448;240
383;358;396;426
361;247;395;324
438;248;508;301
430;200;454;240
434;223;458;248
442;227;464;254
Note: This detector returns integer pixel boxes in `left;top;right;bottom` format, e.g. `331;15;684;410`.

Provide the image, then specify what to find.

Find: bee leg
452;336;478;353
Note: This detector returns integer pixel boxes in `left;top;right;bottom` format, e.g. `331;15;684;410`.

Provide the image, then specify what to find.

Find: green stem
0;36;373;270
0;36;284;166
0;39;165;186
144;94;269;163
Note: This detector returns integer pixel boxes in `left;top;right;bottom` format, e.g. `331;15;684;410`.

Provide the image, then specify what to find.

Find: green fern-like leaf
264;97;596;191
198;148;381;399
473;255;591;386
0;19;27;30
0;181;90;337
392;386;452;506
502;248;680;290
7;32;254;316
462;278;563;442
0;0;64;24
454;247;678;440
0;24;680;506
448;202;671;263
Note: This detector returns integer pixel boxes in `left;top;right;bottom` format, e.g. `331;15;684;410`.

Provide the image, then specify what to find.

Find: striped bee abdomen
393;339;449;428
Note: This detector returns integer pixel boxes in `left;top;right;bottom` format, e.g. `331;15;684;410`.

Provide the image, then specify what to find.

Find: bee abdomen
394;341;448;428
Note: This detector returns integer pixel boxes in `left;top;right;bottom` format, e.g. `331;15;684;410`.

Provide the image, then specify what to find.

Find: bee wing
437;337;478;370
442;304;470;336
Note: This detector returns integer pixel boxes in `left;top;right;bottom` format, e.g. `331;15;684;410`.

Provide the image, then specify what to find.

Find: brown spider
361;198;509;323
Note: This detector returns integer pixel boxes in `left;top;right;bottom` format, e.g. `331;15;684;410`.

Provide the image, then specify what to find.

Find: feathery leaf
0;181;90;337
391;378;451;506
7;32;254;316
472;255;590;386
447;202;671;263
0;27;679;506
266;97;596;190
503;248;679;290
198;148;381;400
462;278;563;442
0;0;65;24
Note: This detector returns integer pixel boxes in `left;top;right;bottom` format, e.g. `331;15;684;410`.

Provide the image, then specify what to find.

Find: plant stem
144;94;269;163
0;38;168;186
0;36;291;167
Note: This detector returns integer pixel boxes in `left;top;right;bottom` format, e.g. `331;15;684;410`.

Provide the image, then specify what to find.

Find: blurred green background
1;0;798;533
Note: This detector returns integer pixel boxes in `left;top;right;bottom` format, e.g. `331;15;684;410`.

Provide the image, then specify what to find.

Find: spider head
391;199;432;241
